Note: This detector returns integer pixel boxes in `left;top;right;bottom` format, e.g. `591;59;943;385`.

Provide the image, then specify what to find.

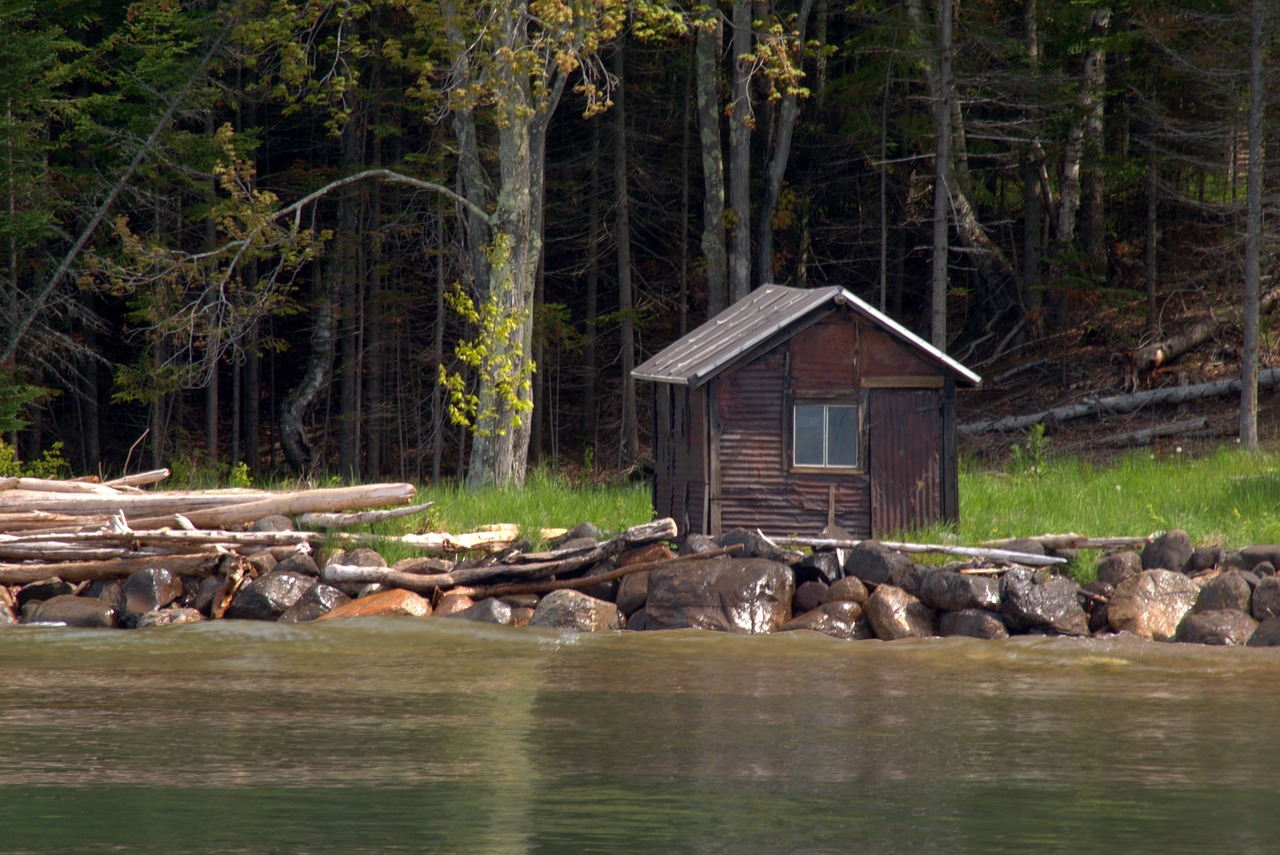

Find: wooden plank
861;375;944;388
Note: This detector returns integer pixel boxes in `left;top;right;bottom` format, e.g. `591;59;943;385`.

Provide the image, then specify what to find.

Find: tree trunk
580;121;600;446
1144;146;1159;339
614;45;639;464
696;11;728;317
728;0;753;303
280;263;337;475
1240;0;1264;451
931;0;953;350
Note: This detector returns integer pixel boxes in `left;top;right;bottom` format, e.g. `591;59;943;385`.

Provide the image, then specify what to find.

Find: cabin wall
652;384;709;534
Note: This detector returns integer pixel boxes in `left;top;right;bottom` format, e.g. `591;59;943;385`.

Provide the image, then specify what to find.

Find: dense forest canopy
1;0;1276;484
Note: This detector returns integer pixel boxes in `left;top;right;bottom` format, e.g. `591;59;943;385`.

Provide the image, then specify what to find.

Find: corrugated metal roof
633;285;982;388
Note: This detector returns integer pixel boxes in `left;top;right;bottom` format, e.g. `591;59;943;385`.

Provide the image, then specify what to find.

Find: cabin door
868;389;942;537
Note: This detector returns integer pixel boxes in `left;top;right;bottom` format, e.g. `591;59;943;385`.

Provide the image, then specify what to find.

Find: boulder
243;551;278;575
1095;552;1143;587
714;528;801;563
433;592;475;617
575;560;620;603
824;576;870;606
1189;546;1224;573
623;607;650;631
864;584;935;640
552;521;603;545
0;600;15;625
84;579;124;611
1194;571;1252;614
1240;545;1280;573
938;609;1009;640
843;542;921;595
327;548;387;568
446;597;515;625
194;575;226;616
510;606;535;628
1175;609;1258;646
319;588;431;620
1141;529;1194;573
27;595;116;628
273;552;320;578
793;551;844;585
251;515;293;532
121;567;185;615
618;543;676;567
135;608;204;628
1253;561;1276;577
1246;616;1280;647
1250;576;1280;622
528;589;622;632
793;580;829;614
679;533;718;555
1082;581;1114;635
16;578;73;608
278;583;350;623
779;601;873;640
999;569;1088;636
615;570;650;616
224;569;315;621
918;569;1001;612
1107;569;1200;641
645;558;794;634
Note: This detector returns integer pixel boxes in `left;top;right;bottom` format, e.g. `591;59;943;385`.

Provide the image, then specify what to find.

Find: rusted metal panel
868;389;942;537
789;315;860;393
859;326;940;378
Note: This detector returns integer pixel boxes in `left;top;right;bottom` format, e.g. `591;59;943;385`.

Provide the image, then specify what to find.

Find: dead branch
774;535;1066;567
297;501;435;528
0;553;220;585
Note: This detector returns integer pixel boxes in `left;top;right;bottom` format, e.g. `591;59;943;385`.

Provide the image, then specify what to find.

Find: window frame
791;400;861;471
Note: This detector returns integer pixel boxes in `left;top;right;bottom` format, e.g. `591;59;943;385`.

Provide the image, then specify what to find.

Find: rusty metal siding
868;389;942;536
790;314;860;393
859;326;938;378
654;384;711;534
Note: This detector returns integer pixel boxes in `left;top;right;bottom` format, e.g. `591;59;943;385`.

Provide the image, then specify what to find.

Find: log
981;533;1151;551
0;553;220;585
399;524;522;554
297;501;435;528
103;469;171;488
0;487;276;516
1058;417;1209;451
1131;288;1280;374
11;477;120;495
127;483;417;529
773;535;1067;567
959;367;1280;434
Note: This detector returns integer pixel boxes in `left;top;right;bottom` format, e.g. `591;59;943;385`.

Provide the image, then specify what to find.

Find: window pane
826;406;858;467
794;405;824;466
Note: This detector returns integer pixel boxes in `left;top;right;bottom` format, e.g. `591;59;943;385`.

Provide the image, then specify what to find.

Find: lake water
2;620;1278;854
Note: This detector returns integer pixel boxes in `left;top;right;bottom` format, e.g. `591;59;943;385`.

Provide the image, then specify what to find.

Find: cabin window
793;403;859;468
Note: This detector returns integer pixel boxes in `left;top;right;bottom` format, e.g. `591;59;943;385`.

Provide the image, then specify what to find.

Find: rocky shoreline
5;520;1280;647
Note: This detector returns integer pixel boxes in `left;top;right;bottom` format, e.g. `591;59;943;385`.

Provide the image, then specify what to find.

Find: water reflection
2;622;1280;852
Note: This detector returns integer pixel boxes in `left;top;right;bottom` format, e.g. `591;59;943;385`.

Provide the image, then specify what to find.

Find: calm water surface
1;619;1278;853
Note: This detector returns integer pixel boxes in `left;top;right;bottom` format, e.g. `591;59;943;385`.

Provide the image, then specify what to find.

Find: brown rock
433;592;475;617
317;588;432;620
1096;552;1143;587
938;609;1009;640
278;583;350;623
645;558;794;634
864;585;935;640
615;571;650;616
779;601;872;640
824;575;869;605
447;598;514;625
136;608;205;628
122;567;185;615
1107;569;1200;641
1194;570;1252;614
27;595;116;628
1175;609;1258;646
528;589;621;632
793;580;829;614
1141;529;1194;573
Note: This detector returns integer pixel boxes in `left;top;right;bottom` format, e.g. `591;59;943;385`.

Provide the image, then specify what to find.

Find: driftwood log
959;367;1280;435
981;533;1152;551
0;553;220;585
1057;417;1210;451
1130;288;1280;376
296;501;435;528
773;535;1066;567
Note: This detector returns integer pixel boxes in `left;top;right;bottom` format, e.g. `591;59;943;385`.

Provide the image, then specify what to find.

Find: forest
1;0;1276;487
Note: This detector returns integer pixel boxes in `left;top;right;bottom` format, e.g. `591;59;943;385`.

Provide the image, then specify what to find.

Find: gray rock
243;551;277;575
1175;609;1258;646
646;558;795;634
864;584;935;640
194;575;225;616
679;533;718;555
135;607;204;628
779;601;872;640
1250;576;1280;622
326;548;387;569
279;582;351;623
273;552;320;578
843;542;921;595
1246;616;1280;647
447;597;514;625
1240;545;1280;573
1254;561;1277;577
1141;529;1193;573
0;602;15;625
1000;569;1088;636
824;576;869;605
622;607;650;631
84;579;124;611
528;589;622;632
553;521;603;545
16;578;73;608
1108;569;1200;641
793;580;829;614
1001;538;1047;556
918;569;1001;612
1194;571;1252;614
1096;552;1143;587
27;595;116;628
251;515;294;532
615;570;650;616
122;568;184;615
225;569;314;621
794;551;843;585
1189;546;1224;573
938;608;1009;640
714;528;800;563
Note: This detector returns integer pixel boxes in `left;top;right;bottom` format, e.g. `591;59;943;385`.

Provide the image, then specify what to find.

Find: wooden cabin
632;285;981;538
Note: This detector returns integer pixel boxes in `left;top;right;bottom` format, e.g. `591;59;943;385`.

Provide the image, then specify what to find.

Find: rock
1250;576;1280;622
679;533;718;555
645;558;794;633
1141;529;1194;573
556;536;604;553
84;579;124;611
623;607;650;631
1175;609;1258;646
552;521;603;545
318;588;431;620
327;548;387;568
1096;552;1143;587
619;543;676;567
615;570;650;616
501;594;539;609
1194;571;1252;614
0;601;15;625
278;583;350;623
1246;616;1280;647
243;551;278;575
528;589;622;632
918;569;1001;612
1189;546;1224;573
122;568;185;615
1240;545;1280;573
714;528;800;563
1253;561;1276;577
779;601;872;640
251;515;294;532
273;552;320;578
433;592;475;617
864;585;935;640
1083;581;1114;635
510;607;535;628
793;551;844;585
824;576;869;606
793;580;829;614
27;595;116;628
194;576;225;616
1107;569;1200;641
225;569;315;621
938;609;1009;640
446;597;514;625
1002;538;1047;556
135;608;205;628
843;542;920;595
575;560;620;602
999;569;1088;636
15;578;73;609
